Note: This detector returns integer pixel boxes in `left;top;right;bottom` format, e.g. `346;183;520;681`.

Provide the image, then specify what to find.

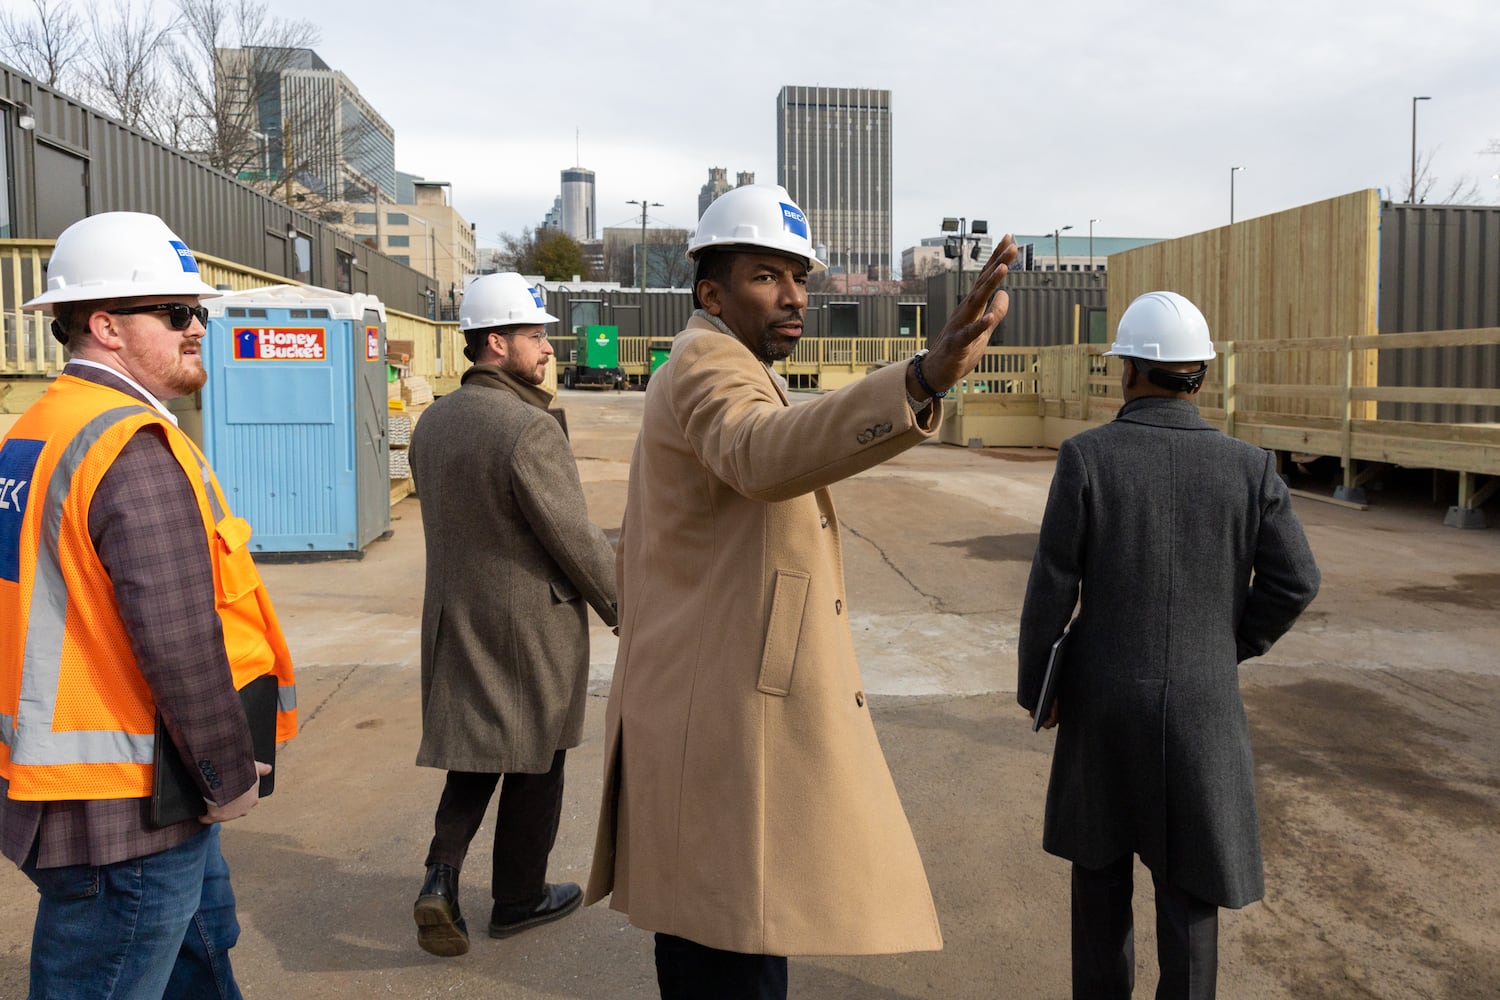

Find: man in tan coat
587;184;1018;997
409;273;617;957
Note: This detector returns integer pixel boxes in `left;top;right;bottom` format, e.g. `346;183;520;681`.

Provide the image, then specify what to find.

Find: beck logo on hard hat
780;203;809;239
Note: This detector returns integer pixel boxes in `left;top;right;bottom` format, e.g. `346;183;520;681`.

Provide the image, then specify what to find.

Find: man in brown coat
409;272;617;957
586;184;1018;998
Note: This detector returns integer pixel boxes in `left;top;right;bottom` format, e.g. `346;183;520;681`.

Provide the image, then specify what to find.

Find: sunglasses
107;302;209;331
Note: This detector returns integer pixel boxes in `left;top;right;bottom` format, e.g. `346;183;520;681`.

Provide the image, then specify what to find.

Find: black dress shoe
414;863;470;957
488;882;583;939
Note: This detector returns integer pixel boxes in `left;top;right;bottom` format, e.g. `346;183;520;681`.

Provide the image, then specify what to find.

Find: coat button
835;599;843;614
855;691;865;707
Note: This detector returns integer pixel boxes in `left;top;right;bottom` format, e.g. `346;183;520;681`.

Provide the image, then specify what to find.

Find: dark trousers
655;933;788;1000
1071;855;1219;1000
424;749;566;907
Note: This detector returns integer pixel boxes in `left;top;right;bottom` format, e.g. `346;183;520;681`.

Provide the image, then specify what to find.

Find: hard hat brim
23;276;224;309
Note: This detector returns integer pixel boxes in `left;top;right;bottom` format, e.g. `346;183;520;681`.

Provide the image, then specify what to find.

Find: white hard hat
1105;291;1216;362
459;272;558;331
23;212;221;309
687;184;827;273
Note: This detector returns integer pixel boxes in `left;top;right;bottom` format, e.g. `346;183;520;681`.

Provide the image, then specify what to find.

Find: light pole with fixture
1053;225;1073;273
1088;219;1100;272
1230;166;1245;224
1410;96;1431;203
627;198;663;294
941;216;987;303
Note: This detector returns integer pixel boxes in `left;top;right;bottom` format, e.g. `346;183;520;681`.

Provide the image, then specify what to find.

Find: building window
387;235;409;248
387;212;408;225
335;250;354;294
391;254;410;266
291;234;312;284
354;211;377;225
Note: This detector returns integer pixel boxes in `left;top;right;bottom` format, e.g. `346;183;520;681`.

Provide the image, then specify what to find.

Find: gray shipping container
1378;202;1500;424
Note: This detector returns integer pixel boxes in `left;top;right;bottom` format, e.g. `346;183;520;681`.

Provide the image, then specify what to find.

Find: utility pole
627;198;662;294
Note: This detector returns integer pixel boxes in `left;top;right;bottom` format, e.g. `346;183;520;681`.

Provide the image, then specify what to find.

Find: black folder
1032;624;1072;733
150;674;278;827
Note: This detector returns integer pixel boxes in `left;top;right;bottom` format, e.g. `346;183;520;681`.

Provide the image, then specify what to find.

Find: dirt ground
0;389;1496;999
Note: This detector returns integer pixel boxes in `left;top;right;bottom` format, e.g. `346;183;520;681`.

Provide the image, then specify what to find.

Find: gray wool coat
410;364;617;774
1017;396;1320;909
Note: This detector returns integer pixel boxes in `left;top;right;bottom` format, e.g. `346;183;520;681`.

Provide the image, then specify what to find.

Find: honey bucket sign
234;327;327;361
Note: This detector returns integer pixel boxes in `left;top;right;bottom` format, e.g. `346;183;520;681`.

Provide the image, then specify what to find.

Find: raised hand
913;235;1020;396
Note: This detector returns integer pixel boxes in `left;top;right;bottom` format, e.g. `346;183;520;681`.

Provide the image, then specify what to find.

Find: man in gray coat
408;273;617;957
1018;291;1320;999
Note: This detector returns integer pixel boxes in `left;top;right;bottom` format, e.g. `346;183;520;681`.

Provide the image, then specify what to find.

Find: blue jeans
23;824;243;1000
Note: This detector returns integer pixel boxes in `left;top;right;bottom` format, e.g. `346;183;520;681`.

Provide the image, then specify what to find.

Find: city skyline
2;0;1495;275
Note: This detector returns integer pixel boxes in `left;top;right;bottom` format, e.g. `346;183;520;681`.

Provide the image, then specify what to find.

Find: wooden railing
550;335;923;389
0;239;461;380
951;330;1500;501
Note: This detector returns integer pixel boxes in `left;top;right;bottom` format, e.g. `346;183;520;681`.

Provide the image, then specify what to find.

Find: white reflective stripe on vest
7;405;162;765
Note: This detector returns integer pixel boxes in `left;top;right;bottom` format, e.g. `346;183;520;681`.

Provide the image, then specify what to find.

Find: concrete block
1444;505;1487;530
1334;485;1368;505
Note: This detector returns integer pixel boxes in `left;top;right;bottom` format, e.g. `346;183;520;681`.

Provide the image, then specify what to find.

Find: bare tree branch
1398;148;1485;206
81;0;178;131
0;0;86;87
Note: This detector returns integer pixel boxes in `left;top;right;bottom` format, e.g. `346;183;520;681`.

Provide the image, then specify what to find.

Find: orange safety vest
0;374;297;802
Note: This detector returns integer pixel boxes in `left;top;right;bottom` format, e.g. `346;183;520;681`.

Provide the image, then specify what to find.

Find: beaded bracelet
912;349;948;399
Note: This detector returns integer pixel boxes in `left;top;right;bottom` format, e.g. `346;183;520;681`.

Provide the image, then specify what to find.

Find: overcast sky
17;0;1500;267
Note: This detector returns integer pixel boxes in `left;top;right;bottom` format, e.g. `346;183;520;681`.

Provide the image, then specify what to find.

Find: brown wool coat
586;316;944;956
410;365;617;774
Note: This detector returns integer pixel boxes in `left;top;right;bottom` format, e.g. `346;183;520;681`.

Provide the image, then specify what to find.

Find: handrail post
1339;334;1357;494
1222;340;1236;440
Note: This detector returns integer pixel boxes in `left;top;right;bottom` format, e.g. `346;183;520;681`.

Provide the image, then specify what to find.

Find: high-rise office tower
217;46;395;204
560;167;596;242
776;86;892;281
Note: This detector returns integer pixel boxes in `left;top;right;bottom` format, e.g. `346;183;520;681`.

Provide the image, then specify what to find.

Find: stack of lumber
388;402;428;506
400;375;434;407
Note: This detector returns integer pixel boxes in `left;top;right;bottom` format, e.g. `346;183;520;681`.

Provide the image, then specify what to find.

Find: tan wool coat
586;315;943;956
410;365;617;774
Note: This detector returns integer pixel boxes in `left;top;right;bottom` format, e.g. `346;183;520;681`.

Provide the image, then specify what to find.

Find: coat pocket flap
214;515;260;605
757;570;811;697
550;577;581;603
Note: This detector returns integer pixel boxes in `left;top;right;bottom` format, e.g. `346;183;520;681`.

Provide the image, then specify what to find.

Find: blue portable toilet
202;285;390;556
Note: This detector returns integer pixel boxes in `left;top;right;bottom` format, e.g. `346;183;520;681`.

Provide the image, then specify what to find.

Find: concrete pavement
1;389;1497;998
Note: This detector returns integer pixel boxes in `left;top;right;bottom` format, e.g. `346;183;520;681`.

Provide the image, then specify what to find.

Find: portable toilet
201;284;390;556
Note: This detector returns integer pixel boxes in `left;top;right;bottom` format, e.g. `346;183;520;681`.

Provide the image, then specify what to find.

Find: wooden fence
947;327;1500;514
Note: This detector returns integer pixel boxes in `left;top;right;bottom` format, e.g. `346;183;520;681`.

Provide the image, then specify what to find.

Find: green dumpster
648;338;673;374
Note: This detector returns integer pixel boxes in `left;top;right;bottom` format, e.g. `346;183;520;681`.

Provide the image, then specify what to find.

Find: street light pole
1053;224;1073;273
626;198;662;294
1230;166;1245;224
1410;96;1431;203
1088;218;1100;272
955;217;966;304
